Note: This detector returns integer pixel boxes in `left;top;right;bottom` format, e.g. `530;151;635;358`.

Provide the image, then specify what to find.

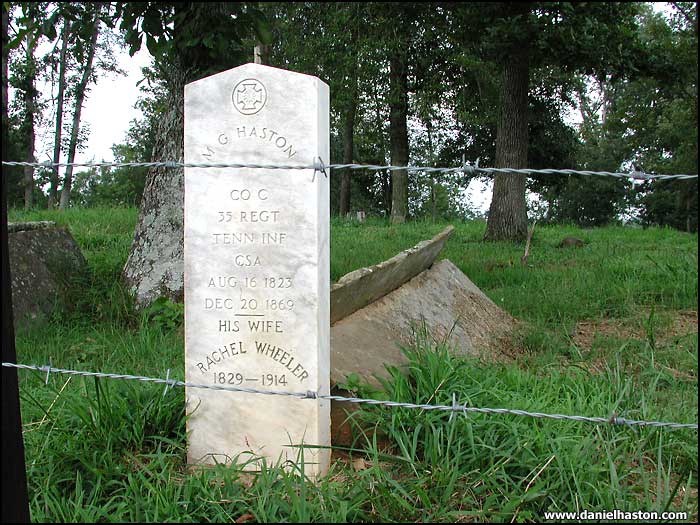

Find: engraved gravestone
184;64;330;478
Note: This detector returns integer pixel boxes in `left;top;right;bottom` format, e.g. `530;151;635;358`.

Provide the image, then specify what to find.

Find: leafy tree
6;2;124;208
9;3;46;209
474;2;643;241
373;2;449;224
58;2;106;209
6;2;55;209
265;2;386;217
617;3;697;231
481;2;533;241
556;3;698;231
77;96;158;208
638;178;697;232
46;4;76;208
3;115;26;208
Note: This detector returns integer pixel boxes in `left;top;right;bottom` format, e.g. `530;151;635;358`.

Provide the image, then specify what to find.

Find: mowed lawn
7;207;699;522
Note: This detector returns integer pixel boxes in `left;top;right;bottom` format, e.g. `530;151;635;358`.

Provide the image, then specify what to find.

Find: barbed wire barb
312;156;327;182
44;358;52;386
163;368;172;397
449;392;458;423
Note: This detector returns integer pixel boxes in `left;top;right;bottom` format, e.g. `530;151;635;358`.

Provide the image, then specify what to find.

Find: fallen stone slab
330;259;517;388
8;222;87;329
7;220;58;233
330;225;454;324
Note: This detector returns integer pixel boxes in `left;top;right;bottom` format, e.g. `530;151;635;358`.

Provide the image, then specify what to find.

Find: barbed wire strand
3;361;697;430
1;160;697;181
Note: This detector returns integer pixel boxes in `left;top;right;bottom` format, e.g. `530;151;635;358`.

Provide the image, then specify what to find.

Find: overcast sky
76;48;153;163
32;42;153;164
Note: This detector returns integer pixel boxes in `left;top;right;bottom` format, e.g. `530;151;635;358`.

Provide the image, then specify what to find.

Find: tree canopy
3;2;697;233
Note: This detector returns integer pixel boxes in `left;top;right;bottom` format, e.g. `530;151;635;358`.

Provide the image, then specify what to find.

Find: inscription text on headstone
184;63;330;478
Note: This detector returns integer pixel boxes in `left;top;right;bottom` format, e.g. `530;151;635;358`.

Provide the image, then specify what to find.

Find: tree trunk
484;19;531;242
48;20;70;209
22;33;38;210
576;86;592;127
389;51;409;224
253;43;270;65
123;2;238;309
426;120;437;221
122;56;188;307
339;71;358;218
370;76;390;216
59;6;101;210
599;75;611;126
339;16;359;218
339;109;354;217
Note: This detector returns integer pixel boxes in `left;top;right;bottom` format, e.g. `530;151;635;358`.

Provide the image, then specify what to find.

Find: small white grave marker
184;64;330;478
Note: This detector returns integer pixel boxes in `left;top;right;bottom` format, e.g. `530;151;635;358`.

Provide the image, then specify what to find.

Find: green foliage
638;179;698;232
335;372;384;401
141;297;183;332
3;112;27;207
8;208;698;521
541;176;633;227
630;4;698;232
265;3;390;216
9;207;139;327
6;3;696;228
71;60;163;208
114;3;271;80
71;163;147;208
5;1;58;50
575;4;698;230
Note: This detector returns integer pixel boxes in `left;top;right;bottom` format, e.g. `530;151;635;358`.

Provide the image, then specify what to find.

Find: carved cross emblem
232;79;267;115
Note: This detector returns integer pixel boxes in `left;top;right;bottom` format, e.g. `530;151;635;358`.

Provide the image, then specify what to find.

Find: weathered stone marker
184;64;330;478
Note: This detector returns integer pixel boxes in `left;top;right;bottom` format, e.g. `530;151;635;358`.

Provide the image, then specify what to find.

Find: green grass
8;207;699;522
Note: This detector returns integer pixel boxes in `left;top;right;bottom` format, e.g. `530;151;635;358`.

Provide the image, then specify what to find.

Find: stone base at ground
8;222;87;329
330;259;516;388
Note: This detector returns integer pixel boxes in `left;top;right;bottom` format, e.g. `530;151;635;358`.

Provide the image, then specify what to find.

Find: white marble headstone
184;64;330;478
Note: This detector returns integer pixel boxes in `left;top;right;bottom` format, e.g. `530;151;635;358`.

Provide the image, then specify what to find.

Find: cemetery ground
8;206;699;523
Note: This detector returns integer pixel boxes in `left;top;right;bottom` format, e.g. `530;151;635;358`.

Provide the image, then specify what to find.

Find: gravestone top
184;63;330;478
